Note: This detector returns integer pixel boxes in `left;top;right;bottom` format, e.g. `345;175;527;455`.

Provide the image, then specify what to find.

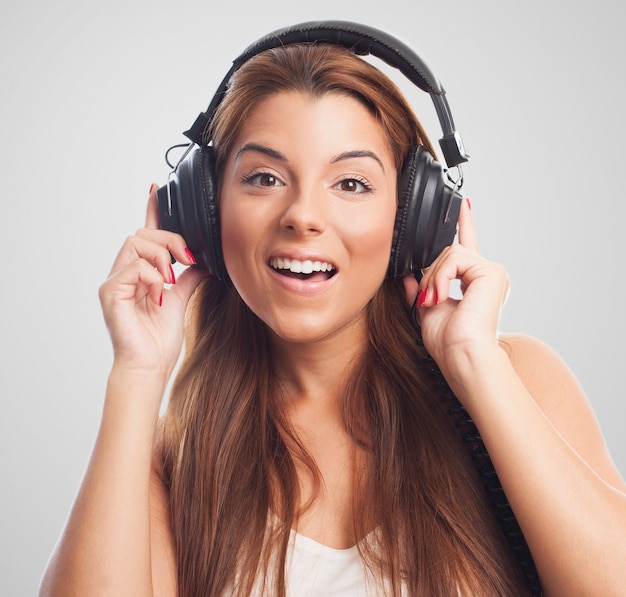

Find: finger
402;275;419;307
417;245;487;307
416;246;447;303
423;246;467;306
457;197;480;254
101;258;165;308
401;274;425;334
435;255;507;311
134;228;195;265
145;183;160;230
109;234;176;283
133;259;166;306
168;267;211;307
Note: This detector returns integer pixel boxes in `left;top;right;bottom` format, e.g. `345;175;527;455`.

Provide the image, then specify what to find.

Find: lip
269;248;338;268
266;248;338;296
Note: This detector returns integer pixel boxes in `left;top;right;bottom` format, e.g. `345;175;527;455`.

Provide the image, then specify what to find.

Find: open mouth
269;257;337;280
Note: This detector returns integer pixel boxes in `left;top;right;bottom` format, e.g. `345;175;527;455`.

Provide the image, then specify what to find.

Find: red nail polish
417;288;427;307
184;247;197;265
168;264;176;284
466;197;472;210
159;293;163;307
149;183;157;195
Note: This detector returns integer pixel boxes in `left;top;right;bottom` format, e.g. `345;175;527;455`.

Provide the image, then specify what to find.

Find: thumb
171;267;211;307
402;274;420;307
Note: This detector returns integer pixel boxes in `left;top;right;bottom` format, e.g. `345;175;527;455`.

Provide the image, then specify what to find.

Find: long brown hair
160;43;530;596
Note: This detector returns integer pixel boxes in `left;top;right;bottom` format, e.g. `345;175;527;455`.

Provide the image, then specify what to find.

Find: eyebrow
331;150;385;172
235;144;385;172
235;143;286;161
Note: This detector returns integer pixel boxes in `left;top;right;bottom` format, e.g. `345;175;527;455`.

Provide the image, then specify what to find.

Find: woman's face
220;91;397;345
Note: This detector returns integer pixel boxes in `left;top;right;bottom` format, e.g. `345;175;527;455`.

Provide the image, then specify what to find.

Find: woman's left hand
403;198;510;379
406;200;626;597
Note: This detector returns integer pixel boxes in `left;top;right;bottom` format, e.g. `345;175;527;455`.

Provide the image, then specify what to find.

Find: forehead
230;90;394;164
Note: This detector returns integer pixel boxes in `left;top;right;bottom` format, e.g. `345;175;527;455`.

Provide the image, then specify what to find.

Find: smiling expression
219;91;398;346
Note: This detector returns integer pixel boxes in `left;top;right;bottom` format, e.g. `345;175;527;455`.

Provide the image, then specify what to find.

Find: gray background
1;0;624;594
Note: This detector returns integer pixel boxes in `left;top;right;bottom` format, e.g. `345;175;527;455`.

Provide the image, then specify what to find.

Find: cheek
335;222;395;324
219;197;253;281
353;202;396;257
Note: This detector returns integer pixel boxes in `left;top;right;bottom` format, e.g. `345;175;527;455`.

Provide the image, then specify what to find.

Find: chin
264;309;368;348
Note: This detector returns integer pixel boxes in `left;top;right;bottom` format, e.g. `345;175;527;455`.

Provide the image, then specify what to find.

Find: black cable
165;143;193;169
410;303;543;596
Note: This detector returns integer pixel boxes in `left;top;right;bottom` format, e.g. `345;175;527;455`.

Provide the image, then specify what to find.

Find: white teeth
270;257;335;274
291;260;302;273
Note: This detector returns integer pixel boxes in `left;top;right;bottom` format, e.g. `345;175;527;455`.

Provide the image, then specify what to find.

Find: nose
279;185;326;236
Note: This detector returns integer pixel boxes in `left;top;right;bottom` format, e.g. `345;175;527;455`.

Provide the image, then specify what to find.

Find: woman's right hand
99;184;209;381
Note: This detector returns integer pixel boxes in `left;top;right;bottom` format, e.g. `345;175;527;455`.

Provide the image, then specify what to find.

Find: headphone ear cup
156;146;226;279
388;146;462;278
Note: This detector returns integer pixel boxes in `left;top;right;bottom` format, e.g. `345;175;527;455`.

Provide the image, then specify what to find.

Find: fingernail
149;183;158;195
159;292;163;307
466;197;472;210
184;247;197;264
417;288;427;307
168;264;176;284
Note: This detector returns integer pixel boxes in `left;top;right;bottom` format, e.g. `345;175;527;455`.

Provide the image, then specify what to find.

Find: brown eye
258;173;279;187
336;178;372;193
242;171;284;188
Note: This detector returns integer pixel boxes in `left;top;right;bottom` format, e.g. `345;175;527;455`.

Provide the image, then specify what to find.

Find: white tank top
283;531;463;596
247;526;457;596
285;533;470;596
284;530;375;596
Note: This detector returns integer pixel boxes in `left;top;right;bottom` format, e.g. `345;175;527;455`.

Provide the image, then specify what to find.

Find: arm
407;199;626;597
39;188;206;596
150;444;179;596
503;333;625;493
452;334;625;597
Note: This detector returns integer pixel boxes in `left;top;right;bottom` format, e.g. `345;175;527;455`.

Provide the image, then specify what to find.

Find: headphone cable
410;301;543;597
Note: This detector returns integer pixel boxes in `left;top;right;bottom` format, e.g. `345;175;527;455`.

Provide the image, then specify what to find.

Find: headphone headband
182;20;469;167
239;21;443;93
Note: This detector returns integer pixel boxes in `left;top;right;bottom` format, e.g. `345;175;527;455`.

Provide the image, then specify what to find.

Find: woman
40;37;626;597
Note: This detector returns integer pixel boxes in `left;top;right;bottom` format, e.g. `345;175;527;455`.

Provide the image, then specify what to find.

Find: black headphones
156;21;470;280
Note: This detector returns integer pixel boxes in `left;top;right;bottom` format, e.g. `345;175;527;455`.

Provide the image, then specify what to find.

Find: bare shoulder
499;333;582;408
150;431;178;596
499;333;626;491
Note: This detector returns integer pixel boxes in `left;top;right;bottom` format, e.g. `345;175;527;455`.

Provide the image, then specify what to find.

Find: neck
270;317;368;411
